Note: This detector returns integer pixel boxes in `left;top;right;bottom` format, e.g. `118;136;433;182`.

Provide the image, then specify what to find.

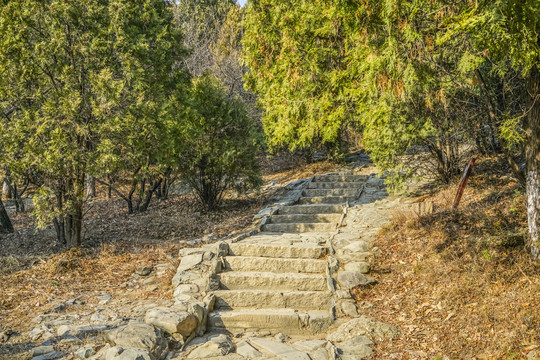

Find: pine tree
0;0;188;247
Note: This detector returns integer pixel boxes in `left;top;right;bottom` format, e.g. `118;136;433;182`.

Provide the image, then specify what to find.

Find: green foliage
0;0;188;245
243;0;353;154
178;74;262;210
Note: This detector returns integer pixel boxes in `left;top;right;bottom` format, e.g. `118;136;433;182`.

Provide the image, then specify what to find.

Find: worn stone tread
302;188;361;197
218;271;328;291
208;309;332;334
262;223;337;233
229;243;327;259
314;174;368;182
214;290;332;310
223;256;328;273
308;181;364;189
278;205;344;215
297;196;357;205
268;214;342;224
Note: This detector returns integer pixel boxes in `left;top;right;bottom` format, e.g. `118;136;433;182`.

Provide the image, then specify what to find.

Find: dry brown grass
355;158;540;359
0;156;338;354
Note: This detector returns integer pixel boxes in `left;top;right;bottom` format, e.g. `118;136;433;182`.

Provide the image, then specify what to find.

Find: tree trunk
2;178;12;199
526;65;540;260
475;68;526;186
0;199;14;234
65;202;83;248
86;176;96;198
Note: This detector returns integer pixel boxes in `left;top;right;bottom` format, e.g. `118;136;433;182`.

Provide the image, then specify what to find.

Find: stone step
278;204;343;215
229;243;327;259
214;290;332;310
297;196;357;205
224;256;328;273
208;309;332;334
302;188;360;197
218;271;328;291
261;222;336;233
314;174;368;182
268;214;342;224
308;181;364;189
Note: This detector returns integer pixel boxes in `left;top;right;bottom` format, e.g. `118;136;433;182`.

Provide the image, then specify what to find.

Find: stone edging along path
25;168;419;360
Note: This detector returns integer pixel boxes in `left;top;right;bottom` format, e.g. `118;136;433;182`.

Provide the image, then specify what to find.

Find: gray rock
343;241;372;253
171;271;200;288
31;346;55;356
178;254;203;272
326;316;399;343
91;313;108;322
174;284;199;296
285;178;308;190
293;340;327;352
344;262;371;274
254;207;274;220
102;346;153;360
236;341;261;358
249;338;310;360
340;301;358;317
31;351;63;360
29;326;44;340
187;334;234;358
174;294;196;304
310;348;329;360
57;325;71;337
59;324;110;338
336;290;352;299
74;345;96;358
216;241;229;257
188;302;206;336
106;323;168;360
337;271;376;289
135;266;153;276
328;256;339;273
145;307;198;338
337;336;374;358
274;333;290;343
97;294;113;304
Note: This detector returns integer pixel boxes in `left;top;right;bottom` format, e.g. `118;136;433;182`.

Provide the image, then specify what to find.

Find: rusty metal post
453;157;475;210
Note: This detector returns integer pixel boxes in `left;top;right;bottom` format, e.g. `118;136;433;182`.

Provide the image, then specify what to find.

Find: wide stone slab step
224;256;328;273
297;196;357;205
261;222;337;233
229;243;327;259
213;290;332;310
314;174;368;182
208;309;332;334
302;188;360;197
218;271;328;291
308;181;364;189
268;214;342;224
278;204;344;215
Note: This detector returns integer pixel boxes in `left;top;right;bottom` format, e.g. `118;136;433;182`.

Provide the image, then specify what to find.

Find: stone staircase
208;234;332;334
208;174;369;335
262;174;368;233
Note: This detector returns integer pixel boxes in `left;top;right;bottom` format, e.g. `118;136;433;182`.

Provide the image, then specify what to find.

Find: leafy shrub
178;74;262;210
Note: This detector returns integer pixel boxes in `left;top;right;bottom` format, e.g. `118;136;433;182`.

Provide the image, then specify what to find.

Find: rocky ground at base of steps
16;167;427;360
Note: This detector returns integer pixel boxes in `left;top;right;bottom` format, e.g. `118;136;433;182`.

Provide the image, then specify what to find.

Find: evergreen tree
0;0;188;247
178;74;262;210
243;1;353;155
444;0;540;258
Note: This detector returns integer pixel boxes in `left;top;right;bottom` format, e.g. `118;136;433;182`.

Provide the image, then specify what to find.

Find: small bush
178;74;263;210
